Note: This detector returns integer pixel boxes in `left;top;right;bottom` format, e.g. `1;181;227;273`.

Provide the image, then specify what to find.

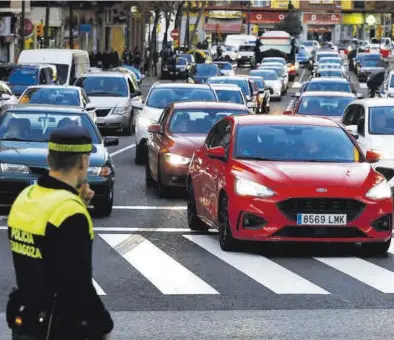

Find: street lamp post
247;1;251;35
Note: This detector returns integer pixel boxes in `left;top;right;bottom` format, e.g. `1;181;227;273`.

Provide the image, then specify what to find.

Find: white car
258;63;288;89
237;44;255;67
18;85;97;123
133;83;218;164
75;72;142;135
383;70;394;98
318;57;346;73
209;83;248;107
211;45;238;61
342;98;394;190
0;81;18;107
303;40;320;54
250;69;282;100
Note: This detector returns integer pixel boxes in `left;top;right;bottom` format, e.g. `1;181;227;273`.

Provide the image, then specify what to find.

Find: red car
187;115;393;254
146;101;250;197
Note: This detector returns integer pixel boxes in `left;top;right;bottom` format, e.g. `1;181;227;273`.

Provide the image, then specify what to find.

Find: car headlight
0;163;29;173
113;107;128;115
235;177;274;198
87;166;112;177
137;117;154;127
366;180;392;200
164;153;191;165
347;46;352;51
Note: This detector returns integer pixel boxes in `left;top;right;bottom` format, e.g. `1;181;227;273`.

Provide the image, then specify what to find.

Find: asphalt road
1;65;391;340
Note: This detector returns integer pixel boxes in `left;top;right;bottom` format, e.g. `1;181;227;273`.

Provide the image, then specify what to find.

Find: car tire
187;180;209;231
145;161;154;187
123;113;133;136
94;189;114;217
157;160;170;198
361;239;391;256
135;143;147;165
218;194;237;251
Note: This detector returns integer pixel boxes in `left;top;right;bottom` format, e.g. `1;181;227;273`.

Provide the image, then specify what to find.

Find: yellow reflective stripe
48;142;92;153
354;147;360;162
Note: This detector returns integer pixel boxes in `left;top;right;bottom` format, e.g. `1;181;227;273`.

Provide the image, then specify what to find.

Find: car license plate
96;118;105;124
297;214;347;225
30;180;38;185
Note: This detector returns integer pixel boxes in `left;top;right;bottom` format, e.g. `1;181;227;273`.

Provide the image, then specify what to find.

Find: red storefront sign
303;12;341;25
248;12;287;24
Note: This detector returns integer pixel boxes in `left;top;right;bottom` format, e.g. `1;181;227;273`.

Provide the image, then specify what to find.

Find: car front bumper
96;110;130;130
160;158;190;188
226;188;392;243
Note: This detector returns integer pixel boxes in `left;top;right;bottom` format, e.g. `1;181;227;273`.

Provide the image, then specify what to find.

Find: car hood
88;96;129;109
368;135;394;152
141;106;164;122
0;141;107;167
235;160;373;188
168;134;206;157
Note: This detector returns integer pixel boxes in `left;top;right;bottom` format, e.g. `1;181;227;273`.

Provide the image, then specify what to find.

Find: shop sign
303;12;341;25
271;0;300;9
249;12;287;24
365;13;381;25
342;13;364;25
208;10;242;19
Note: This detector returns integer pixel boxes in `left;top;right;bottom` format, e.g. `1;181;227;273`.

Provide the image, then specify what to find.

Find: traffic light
36;24;43;37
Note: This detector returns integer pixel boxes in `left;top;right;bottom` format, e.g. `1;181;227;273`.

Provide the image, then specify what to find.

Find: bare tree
189;1;208;48
162;1;176;50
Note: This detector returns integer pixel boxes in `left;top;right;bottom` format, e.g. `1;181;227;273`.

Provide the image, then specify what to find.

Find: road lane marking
110;144;135;157
93;279;106;295
299;69;306;83
292;82;302;89
314;257;394;293
112;206;186;210
100;234;219;295
184;235;329;294
359;83;368;89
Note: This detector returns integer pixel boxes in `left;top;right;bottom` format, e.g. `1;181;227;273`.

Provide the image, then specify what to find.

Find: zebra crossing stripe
314;257;394;293
183;235;329;294
99;234;219;295
93;279;106;295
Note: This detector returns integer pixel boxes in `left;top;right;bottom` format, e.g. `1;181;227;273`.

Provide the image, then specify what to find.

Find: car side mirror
345;125;359;139
247;102;257;109
291;92;300;98
132;101;143;110
365;150;380;163
86;103;95;110
131;90;142;97
148;124;163;134
104;136;119;147
356;93;364;99
207;146;227;161
1;93;11;100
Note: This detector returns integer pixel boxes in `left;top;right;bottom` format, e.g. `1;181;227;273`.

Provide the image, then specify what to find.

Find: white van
224;34;257;51
17;49;90;85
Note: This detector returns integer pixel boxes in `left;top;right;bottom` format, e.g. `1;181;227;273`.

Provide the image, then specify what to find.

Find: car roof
319;57;341;59
80;71;128;78
351;98;394;107
7;104;87;114
235;114;339;127
153;82;214;89
300;91;356;98
24;85;81;91
209;84;242;90
212;61;232;64
252;69;276;73
309;77;348;83
208;76;248;81
172;101;247;110
316;51;338;55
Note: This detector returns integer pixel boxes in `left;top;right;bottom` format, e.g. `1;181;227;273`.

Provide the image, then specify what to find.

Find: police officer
7;126;113;340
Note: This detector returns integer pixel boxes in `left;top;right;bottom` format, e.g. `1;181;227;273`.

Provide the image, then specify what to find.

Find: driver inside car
4;119;23;139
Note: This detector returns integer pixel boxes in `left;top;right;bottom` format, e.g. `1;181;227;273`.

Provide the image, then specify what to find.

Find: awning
205;18;242;33
308;27;330;33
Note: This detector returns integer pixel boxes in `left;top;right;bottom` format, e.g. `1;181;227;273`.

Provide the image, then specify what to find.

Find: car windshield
319;58;341;65
0;111;98;143
146;88;216;109
362;60;383;67
239;45;254;52
303;41;314;46
19;88;81;106
207;78;250;96
250;78;264;89
369;106;394;135
196;64;219;76
215;89;244;104
75;76;128;97
319;71;343;78
225;45;236;51
259;67;284;78
8;66;38;86
250;70;278;80
177;58;187;65
0;66;15;81
305;81;351;93
215;63;232;70
168;108;248;134
263;58;285;65
297;96;355;116
180;54;193;63
235;124;357;162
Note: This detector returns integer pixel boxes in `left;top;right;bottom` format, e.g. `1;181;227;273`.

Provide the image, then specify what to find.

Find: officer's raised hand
79;183;95;207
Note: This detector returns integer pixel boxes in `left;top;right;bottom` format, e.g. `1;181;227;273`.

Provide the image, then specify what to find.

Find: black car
0;105;118;216
161;57;190;79
190;64;221;83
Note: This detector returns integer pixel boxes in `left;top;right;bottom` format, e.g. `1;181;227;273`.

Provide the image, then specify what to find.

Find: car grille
96;109;111;117
29;167;49;175
277;198;365;222
376;167;394;182
272;226;367;238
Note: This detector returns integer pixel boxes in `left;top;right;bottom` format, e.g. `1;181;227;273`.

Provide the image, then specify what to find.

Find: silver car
249;69;282;100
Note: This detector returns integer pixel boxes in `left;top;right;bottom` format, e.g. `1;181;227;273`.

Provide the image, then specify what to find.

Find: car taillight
283;110;293;115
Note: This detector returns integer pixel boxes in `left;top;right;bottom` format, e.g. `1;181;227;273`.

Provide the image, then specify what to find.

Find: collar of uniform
38;175;79;196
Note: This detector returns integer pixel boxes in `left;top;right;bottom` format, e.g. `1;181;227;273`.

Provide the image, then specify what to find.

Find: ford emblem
316;188;327;193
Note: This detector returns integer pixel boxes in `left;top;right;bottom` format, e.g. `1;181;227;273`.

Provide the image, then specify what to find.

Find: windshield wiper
1;137;37;142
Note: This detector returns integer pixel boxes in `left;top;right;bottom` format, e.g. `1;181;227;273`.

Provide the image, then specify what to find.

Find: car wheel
361;239;391;256
123;113;133;136
135;143;147;165
94;189;114;217
157;160;170;198
145;161;154;187
187;180;209;231
218;194;237;251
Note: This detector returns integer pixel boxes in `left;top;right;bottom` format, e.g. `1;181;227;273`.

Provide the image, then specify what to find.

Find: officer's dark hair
47;151;88;172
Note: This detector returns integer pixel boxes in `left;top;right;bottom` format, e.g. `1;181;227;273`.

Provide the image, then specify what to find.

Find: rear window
305;81;352;93
215;89;244;104
250;70;278;80
215;63;232;70
207;78;250;96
